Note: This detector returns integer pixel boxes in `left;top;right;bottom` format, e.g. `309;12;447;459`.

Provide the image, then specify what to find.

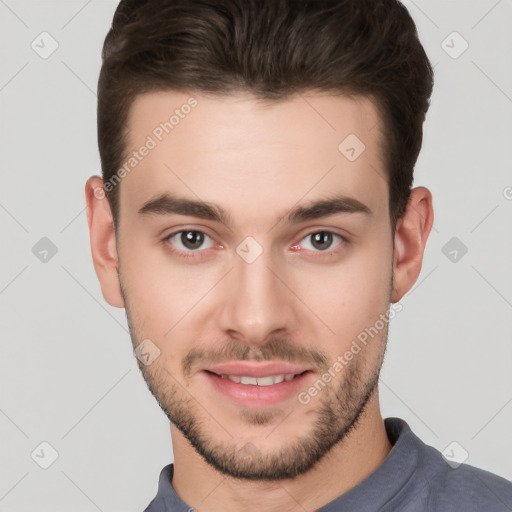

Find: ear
85;176;125;308
391;186;434;302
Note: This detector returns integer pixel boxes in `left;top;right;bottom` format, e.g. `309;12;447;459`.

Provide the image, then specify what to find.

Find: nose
218;247;299;346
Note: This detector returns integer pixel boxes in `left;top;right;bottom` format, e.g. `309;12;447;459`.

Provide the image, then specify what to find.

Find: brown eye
181;231;204;249
166;230;215;252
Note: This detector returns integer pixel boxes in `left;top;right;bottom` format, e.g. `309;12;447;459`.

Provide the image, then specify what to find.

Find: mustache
182;337;330;377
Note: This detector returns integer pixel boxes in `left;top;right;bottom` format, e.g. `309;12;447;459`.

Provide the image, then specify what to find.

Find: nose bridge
219;243;296;344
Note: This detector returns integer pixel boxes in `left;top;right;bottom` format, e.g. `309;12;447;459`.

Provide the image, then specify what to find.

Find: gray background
1;0;511;510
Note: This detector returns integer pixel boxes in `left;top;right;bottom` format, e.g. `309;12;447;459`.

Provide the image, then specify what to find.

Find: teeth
240;376;258;385
221;374;297;385
256;376;275;386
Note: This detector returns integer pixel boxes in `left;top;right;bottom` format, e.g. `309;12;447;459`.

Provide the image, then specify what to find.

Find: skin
85;90;433;511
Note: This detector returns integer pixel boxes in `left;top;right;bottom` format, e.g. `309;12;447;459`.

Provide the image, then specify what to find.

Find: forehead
120;90;388;223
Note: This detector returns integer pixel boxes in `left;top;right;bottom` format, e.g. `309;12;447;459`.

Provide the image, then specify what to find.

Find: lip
204;361;312;378
202;361;314;408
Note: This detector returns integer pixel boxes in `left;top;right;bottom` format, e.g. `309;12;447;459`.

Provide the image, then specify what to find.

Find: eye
299;231;344;252
165;230;215;253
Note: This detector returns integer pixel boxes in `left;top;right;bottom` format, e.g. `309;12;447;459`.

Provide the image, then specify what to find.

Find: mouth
201;362;314;408
215;373;300;385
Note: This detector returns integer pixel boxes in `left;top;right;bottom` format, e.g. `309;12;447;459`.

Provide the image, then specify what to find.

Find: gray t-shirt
143;417;512;511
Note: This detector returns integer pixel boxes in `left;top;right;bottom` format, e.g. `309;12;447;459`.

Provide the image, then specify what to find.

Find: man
85;0;512;510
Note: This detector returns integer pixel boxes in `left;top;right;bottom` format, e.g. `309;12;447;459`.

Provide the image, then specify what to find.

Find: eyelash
162;229;347;260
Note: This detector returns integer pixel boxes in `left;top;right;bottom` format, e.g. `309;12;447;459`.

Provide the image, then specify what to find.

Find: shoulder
424;456;512;511
416;436;512;510
385;418;512;511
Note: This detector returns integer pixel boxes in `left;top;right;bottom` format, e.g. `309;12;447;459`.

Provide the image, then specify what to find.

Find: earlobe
85;176;125;308
391;187;434;302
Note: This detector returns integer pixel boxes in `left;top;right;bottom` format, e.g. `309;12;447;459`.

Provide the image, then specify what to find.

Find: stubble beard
119;267;389;481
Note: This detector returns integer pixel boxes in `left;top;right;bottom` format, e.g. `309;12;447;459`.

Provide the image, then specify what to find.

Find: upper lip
203;361;312;378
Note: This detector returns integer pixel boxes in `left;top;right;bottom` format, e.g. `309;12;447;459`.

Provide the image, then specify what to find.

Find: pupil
312;232;332;250
182;231;204;249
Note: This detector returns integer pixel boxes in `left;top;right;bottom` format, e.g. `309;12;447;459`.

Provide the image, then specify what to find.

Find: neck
170;392;392;512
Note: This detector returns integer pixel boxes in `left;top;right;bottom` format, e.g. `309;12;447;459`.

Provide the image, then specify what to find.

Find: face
115;90;395;479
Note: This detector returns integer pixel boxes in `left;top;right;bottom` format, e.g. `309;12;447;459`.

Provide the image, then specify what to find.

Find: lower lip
203;371;312;408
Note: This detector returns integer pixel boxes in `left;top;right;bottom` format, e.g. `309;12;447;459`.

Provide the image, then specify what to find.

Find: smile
220;374;297;385
201;363;314;408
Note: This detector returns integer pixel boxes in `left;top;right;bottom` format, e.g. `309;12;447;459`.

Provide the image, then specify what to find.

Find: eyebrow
138;193;371;225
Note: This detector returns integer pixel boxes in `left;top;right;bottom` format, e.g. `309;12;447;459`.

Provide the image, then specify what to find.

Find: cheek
122;234;197;299
292;240;392;350
118;240;186;337
119;238;226;358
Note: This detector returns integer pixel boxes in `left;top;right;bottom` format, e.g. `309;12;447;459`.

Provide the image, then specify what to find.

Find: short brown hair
98;0;434;230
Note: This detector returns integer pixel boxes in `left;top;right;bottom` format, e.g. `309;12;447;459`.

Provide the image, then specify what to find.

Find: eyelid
162;228;219;257
163;226;217;243
294;230;347;253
